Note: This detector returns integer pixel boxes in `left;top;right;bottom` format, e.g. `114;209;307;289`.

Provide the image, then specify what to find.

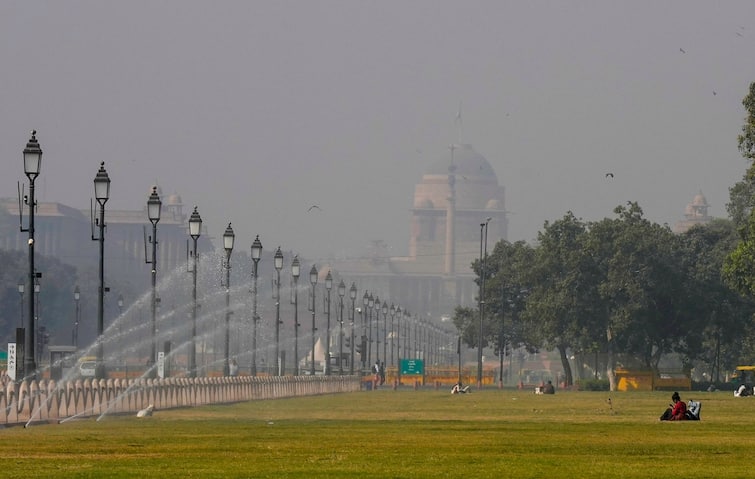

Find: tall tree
682;220;755;381
523;212;590;387
727;81;755;229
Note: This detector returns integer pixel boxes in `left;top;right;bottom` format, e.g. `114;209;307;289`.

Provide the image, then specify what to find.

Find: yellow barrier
615;369;691;391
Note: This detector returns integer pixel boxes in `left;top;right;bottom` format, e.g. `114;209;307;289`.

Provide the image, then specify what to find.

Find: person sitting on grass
451;382;470;394
660;391;687;421
542;380;555;394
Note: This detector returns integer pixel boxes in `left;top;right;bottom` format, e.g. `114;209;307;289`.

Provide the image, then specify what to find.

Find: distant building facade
0;186;213;291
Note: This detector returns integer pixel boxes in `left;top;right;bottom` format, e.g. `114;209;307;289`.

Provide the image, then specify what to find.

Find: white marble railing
0;375;361;425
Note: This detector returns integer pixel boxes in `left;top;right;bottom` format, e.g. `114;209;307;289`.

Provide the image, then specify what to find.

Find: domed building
410;143;507;276
329;142;508;316
673;190;712;233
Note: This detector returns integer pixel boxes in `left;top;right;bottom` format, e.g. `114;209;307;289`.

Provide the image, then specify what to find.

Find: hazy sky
3;1;755;262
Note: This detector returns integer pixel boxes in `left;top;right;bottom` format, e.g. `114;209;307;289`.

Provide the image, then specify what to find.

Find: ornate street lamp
250;235;262;376
188;206;202;377
17;282;24;330
362;291;369;371
291;255;300;376
349;283;357;375
222;223;235;376
309;264;318;375
404;309;411;359
368;294;375;367
22;131;42;378
145;185;161;377
273;246;283;376
389;304;396;367
395;305;402;384
337;279;345;375
373;296;380;364
93;162;111;379
382;301;388;366
324;270;333;375
34;278;41;364
477;217;492;388
73;285;80;348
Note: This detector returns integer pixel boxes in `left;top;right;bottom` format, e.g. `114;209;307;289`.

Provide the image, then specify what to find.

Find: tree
727;82;755;229
583;203;691;390
523;212;591;387
482;240;535;384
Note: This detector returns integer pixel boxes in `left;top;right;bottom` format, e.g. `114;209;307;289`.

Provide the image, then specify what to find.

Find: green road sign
400;359;424;375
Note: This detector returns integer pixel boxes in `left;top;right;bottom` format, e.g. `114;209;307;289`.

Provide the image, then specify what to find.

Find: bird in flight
605;173;614;178
307;205;322;212
679;47;686;54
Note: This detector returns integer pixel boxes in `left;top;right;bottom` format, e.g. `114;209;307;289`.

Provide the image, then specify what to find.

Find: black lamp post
405;309;411;359
368;294;374;366
337;279;345;375
362;291;369;371
324;270;333;375
223;223;235;376
291;255;300;376
309;264;318;375
17;282;24;330
373;296;380;364
188;206;202;378
117;293;124;368
34;278;40;364
396;306;402;384
93;162;111;379
73;286;80;348
146;186;161;376
250;235;262;376
477;217;491;388
273;246;283;376
22;131;42;378
389;304;396;367
382;301;388;366
349;283;357;375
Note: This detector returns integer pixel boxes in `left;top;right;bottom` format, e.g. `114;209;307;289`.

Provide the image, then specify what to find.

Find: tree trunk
606;325;617;392
557;345;572;387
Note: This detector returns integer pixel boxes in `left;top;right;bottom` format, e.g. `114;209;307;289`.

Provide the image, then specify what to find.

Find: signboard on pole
400;359;424;375
7;343;16;381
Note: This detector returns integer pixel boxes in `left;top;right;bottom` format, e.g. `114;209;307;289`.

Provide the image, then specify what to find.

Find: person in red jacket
660;391;687;421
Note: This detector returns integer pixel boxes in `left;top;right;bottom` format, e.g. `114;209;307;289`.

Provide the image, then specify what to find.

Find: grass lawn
0;388;751;478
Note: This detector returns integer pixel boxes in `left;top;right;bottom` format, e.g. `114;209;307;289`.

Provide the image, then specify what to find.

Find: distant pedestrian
229;359;239;377
379;361;386;385
372;361;380;387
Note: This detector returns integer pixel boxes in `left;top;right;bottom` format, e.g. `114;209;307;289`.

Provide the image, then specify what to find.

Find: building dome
167;192;183;206
424;143;498;183
692;192;708;207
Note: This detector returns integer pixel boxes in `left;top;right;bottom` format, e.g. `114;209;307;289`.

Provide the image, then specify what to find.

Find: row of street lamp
17;131;454;380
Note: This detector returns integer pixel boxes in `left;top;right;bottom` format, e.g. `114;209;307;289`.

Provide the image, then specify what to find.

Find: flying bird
713;90;717;96
605;173;614;178
307;205;322;212
679;47;686;54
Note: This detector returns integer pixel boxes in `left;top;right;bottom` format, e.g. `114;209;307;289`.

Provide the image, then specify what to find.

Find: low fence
0;375;361;426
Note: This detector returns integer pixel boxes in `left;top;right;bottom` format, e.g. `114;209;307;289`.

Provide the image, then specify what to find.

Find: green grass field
0;388;752;478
